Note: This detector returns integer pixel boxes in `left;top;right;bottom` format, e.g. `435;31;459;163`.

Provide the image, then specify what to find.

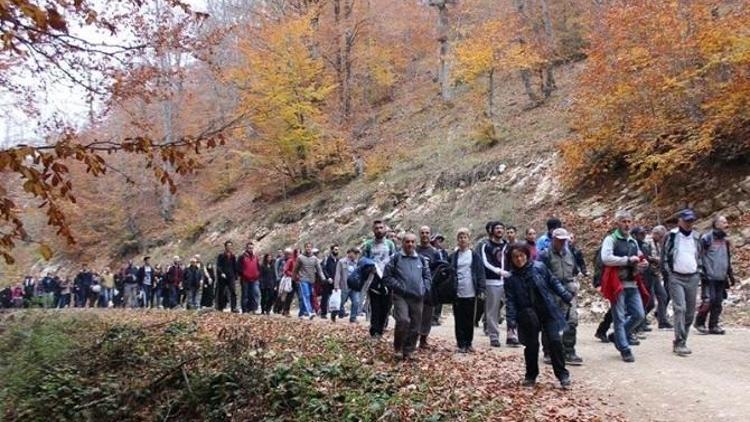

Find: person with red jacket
165;256;184;309
279;249;299;316
238;241;262;314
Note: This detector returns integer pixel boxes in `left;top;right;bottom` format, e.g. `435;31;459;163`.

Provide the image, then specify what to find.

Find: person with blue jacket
506;242;574;389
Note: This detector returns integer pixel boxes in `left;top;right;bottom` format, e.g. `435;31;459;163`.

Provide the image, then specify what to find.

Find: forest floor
427;318;750;422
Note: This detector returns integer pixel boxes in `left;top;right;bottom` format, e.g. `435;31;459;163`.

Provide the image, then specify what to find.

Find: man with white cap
538;227;583;365
662;209;703;356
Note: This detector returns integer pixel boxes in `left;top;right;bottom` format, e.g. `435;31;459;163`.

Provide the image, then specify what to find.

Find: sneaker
559;376;572;389
522;378;536;387
490;339;501;348
709;326;726;335
607;333;616;343
466;346;476;353
641;325;653;332
419;335;431;350
635;332;647;340
595;332;610;343
543;355;552;365
694;324;708;334
658;322;673;329
628;336;641;346
321;314;328;319
457;347;468;354
621;350;635;363
565;353;584;366
673;343;691;356
506;338;521;348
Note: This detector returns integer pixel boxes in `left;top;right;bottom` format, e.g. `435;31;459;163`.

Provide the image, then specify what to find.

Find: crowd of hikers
0;209;737;388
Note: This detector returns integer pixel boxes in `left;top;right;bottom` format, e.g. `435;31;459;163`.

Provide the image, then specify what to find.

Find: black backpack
432;261;458;304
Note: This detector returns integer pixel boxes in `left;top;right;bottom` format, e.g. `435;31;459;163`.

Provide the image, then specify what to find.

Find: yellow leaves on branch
561;0;750;195
231;13;338;183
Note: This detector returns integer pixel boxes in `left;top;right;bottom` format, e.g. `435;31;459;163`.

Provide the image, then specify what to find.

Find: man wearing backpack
416;226;441;350
383;233;432;361
476;221;511;348
600;210;648;362
321;244;340;319
538;228;583;366
648;225;672;329
662;209;703;356
430;233;449;327
238;241;262;314
334;248;362;323
362;220;397;339
695;215;736;335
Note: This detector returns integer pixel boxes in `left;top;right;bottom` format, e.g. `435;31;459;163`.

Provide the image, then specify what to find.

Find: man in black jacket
216;240;239;312
321;244;339;319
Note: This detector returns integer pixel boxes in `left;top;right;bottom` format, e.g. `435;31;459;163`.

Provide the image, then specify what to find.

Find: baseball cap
552;228;571;240
678;209;697;221
431;233;445;242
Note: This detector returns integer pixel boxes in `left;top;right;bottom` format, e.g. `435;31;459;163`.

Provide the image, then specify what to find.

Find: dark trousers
453;297;476;348
216;278;237;311
320;283;334;316
473;297;485;326
696;280;726;328
261;287;275;314
201;284;214;308
518;308;568;381
596;309;613;336
432;304;443;324
653;277;670;325
392;294;423;356
165;285;179;309
369;291;392;337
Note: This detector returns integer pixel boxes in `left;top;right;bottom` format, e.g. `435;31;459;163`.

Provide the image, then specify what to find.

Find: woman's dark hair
508;242;532;270
262;253;272;266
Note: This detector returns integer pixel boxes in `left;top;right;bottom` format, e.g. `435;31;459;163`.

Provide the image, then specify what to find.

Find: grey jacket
293;254;324;282
383;251;432;300
334;257;358;290
701;230;732;281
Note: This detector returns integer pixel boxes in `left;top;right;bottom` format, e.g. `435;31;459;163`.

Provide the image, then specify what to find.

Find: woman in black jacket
505;243;574;389
260;254;276;315
448;228;486;353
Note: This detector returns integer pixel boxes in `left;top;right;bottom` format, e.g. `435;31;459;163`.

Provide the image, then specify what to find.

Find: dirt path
428;319;750;422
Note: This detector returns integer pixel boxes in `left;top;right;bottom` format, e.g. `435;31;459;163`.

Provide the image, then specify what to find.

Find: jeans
696;279;726;328
652;276;670;325
241;281;261;313
343;290;361;322
612;287;645;353
669;272;700;345
453;297;476;348
124;283;139;308
141;285;152;308
57;293;71;308
153;287;163;308
392;294;423;356
187;287;199;309
368;290;392;337
101;287;113;306
299;280;313;317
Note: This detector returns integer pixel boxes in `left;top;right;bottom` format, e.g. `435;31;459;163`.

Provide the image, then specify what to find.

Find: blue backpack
347;257;375;292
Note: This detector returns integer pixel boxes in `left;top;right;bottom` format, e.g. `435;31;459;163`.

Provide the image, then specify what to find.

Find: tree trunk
513;0;541;105
539;0;557;97
431;0;453;102
486;68;495;119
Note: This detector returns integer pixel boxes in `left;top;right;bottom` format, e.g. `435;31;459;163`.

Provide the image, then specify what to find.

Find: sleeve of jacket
382;259;397;292
474;252;486;295
601;235;629;267
505;277;517;327
543;265;573;304
334;259;345;290
422;257;432;295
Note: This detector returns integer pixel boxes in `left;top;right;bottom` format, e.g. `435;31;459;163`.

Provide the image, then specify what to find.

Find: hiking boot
621;350;635;363
419;335;431;350
607;333;616;343
595;332;610;343
694;324;709;334
709;326;726;335
522;378;536;388
543;354;552;365
559;376;572;389
490;339;501;348
457;347;468;354
673;343;691;357
658;322;673;329
566;353;584;366
466;346;476;353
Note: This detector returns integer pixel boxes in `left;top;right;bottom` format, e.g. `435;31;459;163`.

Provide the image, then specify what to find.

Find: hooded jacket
383;251;432;300
505;261;573;333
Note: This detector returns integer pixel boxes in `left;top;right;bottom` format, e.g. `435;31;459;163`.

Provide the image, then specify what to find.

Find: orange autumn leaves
561;0;750;195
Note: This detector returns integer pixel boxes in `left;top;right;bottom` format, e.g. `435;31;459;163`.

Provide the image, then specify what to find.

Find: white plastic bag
280;276;293;293
328;290;342;312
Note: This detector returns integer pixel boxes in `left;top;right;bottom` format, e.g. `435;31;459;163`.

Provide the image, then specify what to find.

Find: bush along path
0;310;622;421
